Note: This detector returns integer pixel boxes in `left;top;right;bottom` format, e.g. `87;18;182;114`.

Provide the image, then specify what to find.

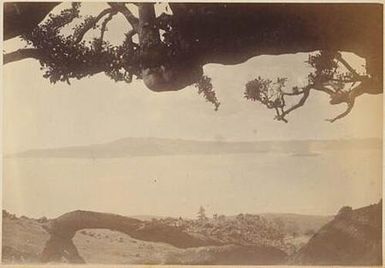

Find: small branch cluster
245;50;371;123
245;77;307;123
195;75;221;111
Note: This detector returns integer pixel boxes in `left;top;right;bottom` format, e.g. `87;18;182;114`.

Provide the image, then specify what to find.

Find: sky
1;3;383;218
3;49;383;154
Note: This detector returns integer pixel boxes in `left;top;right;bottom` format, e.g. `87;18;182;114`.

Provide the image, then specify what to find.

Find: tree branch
326;100;354;122
274;107;288;123
99;10;118;42
282;90;305;96
73;8;115;43
3;48;42;64
335;52;362;80
4;2;61;40
50;3;81;32
312;84;336;96
276;87;311;121
108;2;139;31
126;29;136;39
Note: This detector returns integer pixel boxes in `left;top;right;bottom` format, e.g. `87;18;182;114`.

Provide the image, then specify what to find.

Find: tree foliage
22;3;140;84
11;2;222;109
3;3;383;120
244;50;375;122
197;206;208;222
195;76;221;111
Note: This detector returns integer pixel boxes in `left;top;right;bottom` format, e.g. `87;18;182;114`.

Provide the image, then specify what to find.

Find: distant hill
289;200;382;265
261;213;332;236
11;137;381;158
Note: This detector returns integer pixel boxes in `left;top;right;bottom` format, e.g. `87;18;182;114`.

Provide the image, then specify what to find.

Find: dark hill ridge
289;200;382;265
11;137;381;158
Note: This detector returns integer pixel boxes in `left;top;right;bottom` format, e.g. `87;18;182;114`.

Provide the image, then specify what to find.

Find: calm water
3;149;382;218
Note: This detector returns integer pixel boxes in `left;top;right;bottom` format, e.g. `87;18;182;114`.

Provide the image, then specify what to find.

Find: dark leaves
195;75;220;111
307;50;337;84
21;4;141;85
244;50;366;122
244;77;287;109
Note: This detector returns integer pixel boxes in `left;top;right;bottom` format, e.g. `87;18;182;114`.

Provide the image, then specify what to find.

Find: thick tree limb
4;2;61;40
324;78;377;122
312;84;337;96
3;48;42;64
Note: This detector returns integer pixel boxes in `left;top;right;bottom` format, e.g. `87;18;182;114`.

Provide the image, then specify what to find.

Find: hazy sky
2;3;383;218
3;51;383;154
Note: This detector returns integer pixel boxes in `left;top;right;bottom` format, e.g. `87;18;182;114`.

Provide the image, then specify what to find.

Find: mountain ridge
10;137;381;158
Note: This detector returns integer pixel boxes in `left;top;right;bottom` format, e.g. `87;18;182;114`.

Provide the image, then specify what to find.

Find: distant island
9;137;381;158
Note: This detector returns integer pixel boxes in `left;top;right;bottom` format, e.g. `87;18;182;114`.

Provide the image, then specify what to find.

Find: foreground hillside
2;202;381;265
289;200;382;265
2;210;326;264
2;212;49;263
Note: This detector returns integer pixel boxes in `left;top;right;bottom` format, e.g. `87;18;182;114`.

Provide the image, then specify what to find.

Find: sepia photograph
2;1;383;265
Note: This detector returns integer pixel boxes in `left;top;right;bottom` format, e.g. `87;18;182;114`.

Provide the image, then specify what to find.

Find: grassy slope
5;205;378;266
73;229;285;265
2;216;49;263
2;212;288;264
289;201;382;265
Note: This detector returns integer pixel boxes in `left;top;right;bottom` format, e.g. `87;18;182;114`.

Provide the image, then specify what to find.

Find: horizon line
5;136;382;156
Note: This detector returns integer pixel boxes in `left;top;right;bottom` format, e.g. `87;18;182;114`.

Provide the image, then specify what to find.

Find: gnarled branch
276;87;311;122
326;101;354;122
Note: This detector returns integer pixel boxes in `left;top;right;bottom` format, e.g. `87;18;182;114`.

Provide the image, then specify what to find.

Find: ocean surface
3;148;382;219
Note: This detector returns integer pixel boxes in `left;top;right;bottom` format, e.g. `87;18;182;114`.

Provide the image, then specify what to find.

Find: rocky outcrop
40;210;220;263
289;201;382;265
